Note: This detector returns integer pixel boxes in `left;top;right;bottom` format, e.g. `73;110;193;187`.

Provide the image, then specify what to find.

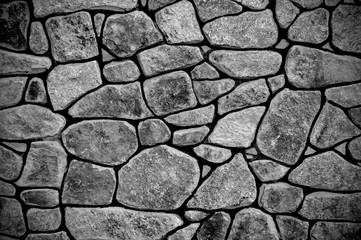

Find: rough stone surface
138;119;171;146
193;0;243;22
193;144;232;164
197;212;231;240
349;107;361;129
276;216;309;240
349;136;361;161
190;62;220;80
94;13;105;37
193;79;235;105
0;77;27;109
103;60;140;83
169;223;199;240
267;74;285;93
0;145;22;181
20;189;59;207
173;126;210;146
25;232;70;240
165;105;215;127
310;222;361;240
27;208;61;231
325;0;341;6
1;142;27;153
0;180;16;197
184;210;209;222
24;77;47;104
276;0;300;29
0;197;26;237
236;0;269;9
148;0;177;10
325;82;361;108
29;21;49;54
249;160;290;182
291;0;322;8
275;39;290;49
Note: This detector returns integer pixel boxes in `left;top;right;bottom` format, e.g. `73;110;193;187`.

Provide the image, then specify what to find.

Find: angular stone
117;145;199;210
20;189;59;207
299;192;361;221
332;5;361;53
29;21;49;54
94;13;105;37
184;210;209;222
209;107;265;148
276;0;300;29
187;153;256;209
0;197;26;237
103;60;140;83
325;82;361;108
349;107;361;129
0;77;26;109
0;105;66;140
310;222;361;240
209;50;282;79
148;0;177;10
66;207;182;240
218;78;270;115
69;82;153;119
0;181;16;197
16;141;67;188
349;136;361;161
276;216;309;240
193;0;243;22
291;0;322;8
256;89;321;165
236;0;269;9
173;126;210;146
169;223;199;240
193;144;232;164
285;45;361;88
228;208;279;240
25;232;70;240
288;151;361;191
275;39;290;49
249;160;290;182
24;77;47;104
0;145;22;181
47;61;102;111
1;142;27;153
27;208;61;231
203;10;278;49
137;45;203;77
193;79;235;105
267;74;285;93
197;212;230;240
138;119;171;146
101;48;115;62
190;62;219;80
165;105;215;127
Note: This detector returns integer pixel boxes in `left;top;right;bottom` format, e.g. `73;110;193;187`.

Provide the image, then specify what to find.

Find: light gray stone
349;107;361;129
0;77;26;109
291;0;322;8
310;222;361;240
27;208;61;231
276;0;300;29
190;62;219;80
325;82;361;108
236;0;269;9
29;21;49;54
0;197;26;237
197;212;230;240
0;181;16;197
267;74;285;93
249;160;290;182
148;0;177;10
276;216;309;240
20;189;59;207
193;0;243;22
184;210;209;222
165;105;215;127
103;60;140;83
25;232;70;240
24;77;47;104
169;223;199;240
173;126;210;146
275;39;290;49
193;79;235;105
193;144;232;164
101;48;115;62
1;142;27;152
349;136;361;161
325;0;342;6
94;13;105;37
138;119;171;146
0;145;22;181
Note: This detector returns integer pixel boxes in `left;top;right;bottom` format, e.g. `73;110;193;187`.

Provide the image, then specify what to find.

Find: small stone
25;231;70;240
349;136;361;161
66;207;182;240
349;107;361;129
209;50;282;79
165;105;215;127
184;210;209;222
334;142;347;155
94;13;105;37
101;48;115;62
0;105;66;140
197;212;231;240
0;145;22;181
47;61;102;111
291;0;323;8
69;82;153;119
20;189;59;207
187;153;256;209
276;216;309;240
203;10;278;49
193;79;235;105
169;223;199;240
173;126;210;146
193;144;232;164
148;0;177;10
299;192;361;221
202;165;212;177
218;78;270;115
46;11;98;62
209;107;265;148
137;44;203;77
0;197;26;237
0;181;16;197
1;142;27;152
275;39;290;49
141;0;147;7
325;82;361;108
325;0;342;6
27;208;61;231
190;62;220;80
0;77;27;109
288;151;361;191
276;0;300;29
29;21;49;54
16;141;67;188
62;160;116;205
193;0;243;22
138;119;171;146
267;74;285;93
103;60;140;83
24;77;47;104
249;160;290;182
310;222;361;240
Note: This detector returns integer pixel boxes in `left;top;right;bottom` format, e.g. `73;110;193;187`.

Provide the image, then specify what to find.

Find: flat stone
209;106;265;148
349;107;361;129
332;5;361;53
47;61;102;111
165;105;215;127
325;0;341;6
325;82;361;108
137;44;203;77
256;89;321;165
276;216;309;240
117;145;199;210
237;0;269;9
20;189;59;207
66;207;182;240
138;119;171;146
148;0;177;10
228;208;279;240
276;0;300;29
349;136;361;161
169;223;199;240
193;79;235;105
0;77;27;109
101;48;115;62
29;21;49;54
291;0;322;8
197;212;230;240
285;45;361;88
173;126;210;146
209;50;282;79
193;0;243;22
193;144;232;164
203;10;278;49
0;145;22;181
25;232;70;240
0;105;66;140
184;210;209;222
190;62;219;80
156;0;203;44
62;160;116;205
16;141;67;188
310;222;361;240
0;197;26;237
0;236;17;240
218;78;270;115
1;142;27;152
187;153;256;209
249;160;290;182
94;13;105;37
0;181;16;197
24;77;47;104
267;74;285;93
27;208;61;231
288;151;361;191
103;11;163;58
69;82;153;119
103;60;140;83
46;11;98;62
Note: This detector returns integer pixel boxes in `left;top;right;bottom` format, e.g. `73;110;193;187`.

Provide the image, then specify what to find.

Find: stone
276;216;309;240
203;10;278;49
349;136;361;161
0;197;26;237
0;105;66;140
0;145;22;181
47;61;102;111
202;165;212;177
228;208;279;240
169;223;199;240
27;208;61;231
69;82;153;119
190;62;219;80
349;107;361;129
209;106;265;148
29;21;49;54
141;0;147;7
209;50;282;79
218;78;270;115
0;181;16;196
137;44;203;77
165;105;215;127
62;160;116;205
187;153;256;209
197;212;231;240
16;141;67;188
94;13;105;37
25;232;70;240
193;0;243;22
184;210;209;222
20;189;59;207
256;89;321;165
291;0;322;8
332;5;361;53
0;1;29;51
148;0;177;10
310;103;361;149
1;142;27;152
236;0;269;9
173;126;210;146
193;79;235;105
267;74;285;93
193;144;232;164
335;142;347;155
0;77;26;109
288;151;361;191
310;222;361;240
276;0;300;29
66;207;182;240
299;192;361;221
156;0;203;44
143;71;197;116
249;160;290;182
325;0;342;6
101;48;115;62
285;45;361;88
46;11;98;62
24;77;47;104
103;60;140;83
117;145;199;210
325;82;361;108
275;39;290;49
138;119;171;146
322;42;334;51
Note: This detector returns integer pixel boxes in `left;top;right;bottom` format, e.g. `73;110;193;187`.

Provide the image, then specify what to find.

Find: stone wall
1;0;361;239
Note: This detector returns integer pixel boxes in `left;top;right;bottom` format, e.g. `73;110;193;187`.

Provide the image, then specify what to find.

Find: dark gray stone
310;222;361;240
29;21;49;54
24;77;47;104
349;107;361;129
276;216;309;240
349;136;361;161
0;180;16;197
165;105;215;127
138;119;171;146
0;77;27;109
249;160;290;182
276;0;300;29
103;60;140;83
193;144;232;164
27;208;61;231
197;212;231;240
193;79;235;105
173;126;210;146
193;0;243;22
0;197;26;237
20;189;59;207
0;145;22;181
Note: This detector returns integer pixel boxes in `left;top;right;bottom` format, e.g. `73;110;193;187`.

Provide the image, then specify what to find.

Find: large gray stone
276;216;309;240
25;232;70;240
29;21;49;54
27;208;61;231
24;77;47;104
193;0;242;22
310;222;361;240
291;0;322;8
349;136;361;161
193;79;235;105
190;62;219;80
0;145;22;181
169;223;199;240
20;189;59;207
193;144;232;164
0;197;26;237
165;105;214;127
276;0;300;29
173;126;210;146
103;60;140;83
197;212;231;240
0;77;26;109
249;160;290;182
325;82;361;108
138;119;171;146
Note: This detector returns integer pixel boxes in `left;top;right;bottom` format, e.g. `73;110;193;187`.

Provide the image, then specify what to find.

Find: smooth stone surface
291;0;322;8
138;119;171;146
165;105;215;127
0;181;16;197
27;208;61;231
276;0;300;29
249;160;290;182
0;77;27;109
193;144;232;164
276;216;309;240
29;21;49;54
0;197;26;237
256;89;321;165
94;13;105;37
0;145;22;181
173;126;210;146
193;0;243;22
184;210;209;222
349;107;361;129
169;223;199;240
197;212;231;240
325;82;361;108
20;189;59;207
103;60;140;83
24;77;47;104
25;232;70;240
349;136;361;161
148;0;177;10
193;79;235;105
190;62;219;80
310;222;361;240
267;74;285;93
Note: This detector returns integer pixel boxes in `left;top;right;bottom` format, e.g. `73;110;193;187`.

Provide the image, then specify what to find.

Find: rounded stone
0;77;27;109
310;222;361;240
236;0;269;9
0;145;23;181
276;216;309;240
29;21;49;54
0;197;26;237
197;212;231;240
0;180;16;197
191;62;220;80
138;119;171;146
25;77;47;104
290;0;322;8
172;126;210;146
20;189;59;207
349;136;361;161
325;82;361;108
165;105;215;127
193;79;235;105
193;144;232;164
25;232;70;240
249;160;290;182
276;0;300;29
193;0;243;22
103;60;140;83
27;208;61;231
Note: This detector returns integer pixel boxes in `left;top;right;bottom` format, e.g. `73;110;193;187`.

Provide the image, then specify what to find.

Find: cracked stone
0;77;27;109
325;82;361;108
276;0;300;29
184;210;209;222
276;216;309;240
148;0;177;10
20;189;59;207
267;74;285;93
249;160;290;182
190;62;220;80
0;145;22;181
173;126;210;146
138;119;171;146
193;144;232;164
103;60;140;83
193;0;243;22
349;136;361;161
25;232;70;240
193;79;235;105
169;223;199;240
0;180;16;197
291;0;322;8
94;13;105;37
0;197;26;237
310;222;361;240
24;77;47;104
27;208;61;231
165;105;215;127
197;212;231;240
349;107;361;129
29;21;49;54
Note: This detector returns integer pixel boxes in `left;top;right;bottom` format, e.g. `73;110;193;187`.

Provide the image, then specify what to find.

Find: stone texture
184;210;209;222
191;62;220;80
165;105;215;127
249;160;290;182
173;126;210;146
0;181;16;197
169;223;199;240
24;77;47;104
349;107;361;129
1;142;27;153
0;77;26;109
349;136;361;161
148;0;177;10
193;79;235;105
291;0;322;8
310;222;361;240
193;144;232;164
66;207;182;240
46;11;98;62
187;153;256;209
193;0;243;22
20;189;59;207
325;0;341;6
197;212;231;240
236;0;269;9
25;232;70;240
103;11;163;58
325;82;361;108
103;60;140;83
101;48;115;62
285;45;361;88
209;106;265;148
27;208;61;231
276;216;309;240
29;21;49;54
138;119;171;146
117;145;199;210
0;197;26;237
69;82;153;119
0;145;22;181
256;89;321;165
267;74;285;93
94;13;105;37
276;0;300;29
203;10;278;49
